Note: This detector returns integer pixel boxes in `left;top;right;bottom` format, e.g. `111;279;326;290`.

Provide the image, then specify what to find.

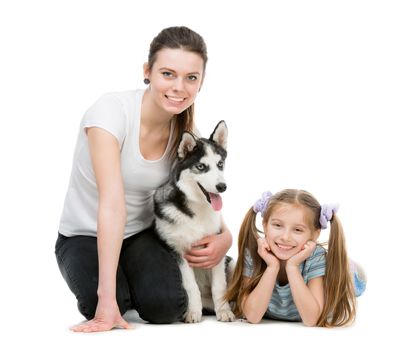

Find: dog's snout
216;183;227;193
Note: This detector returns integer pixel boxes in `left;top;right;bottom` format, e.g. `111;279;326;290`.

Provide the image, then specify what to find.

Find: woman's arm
71;127;131;332
184;215;232;269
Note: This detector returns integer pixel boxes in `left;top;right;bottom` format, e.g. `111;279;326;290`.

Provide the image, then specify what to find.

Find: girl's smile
276;243;296;251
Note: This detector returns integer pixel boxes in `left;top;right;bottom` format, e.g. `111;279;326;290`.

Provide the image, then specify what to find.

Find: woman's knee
77;294;97;320
56;250;98;320
121;228;188;323
55;235;98;318
137;290;187;324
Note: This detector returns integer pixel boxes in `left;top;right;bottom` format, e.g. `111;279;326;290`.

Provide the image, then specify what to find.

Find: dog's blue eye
196;164;205;171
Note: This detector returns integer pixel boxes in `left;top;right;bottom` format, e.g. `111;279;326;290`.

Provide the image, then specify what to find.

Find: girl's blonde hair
225;189;356;327
147;26;208;159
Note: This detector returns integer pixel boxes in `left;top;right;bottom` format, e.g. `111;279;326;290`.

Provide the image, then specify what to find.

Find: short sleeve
303;245;326;283
243;248;254;278
82;93;127;147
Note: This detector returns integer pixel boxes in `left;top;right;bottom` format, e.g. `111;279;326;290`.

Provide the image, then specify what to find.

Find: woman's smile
165;94;187;104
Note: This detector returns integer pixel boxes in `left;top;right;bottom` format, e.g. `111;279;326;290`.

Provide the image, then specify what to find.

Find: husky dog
154;120;235;323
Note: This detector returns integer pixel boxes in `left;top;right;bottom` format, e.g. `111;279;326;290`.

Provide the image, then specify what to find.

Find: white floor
6;290;393;350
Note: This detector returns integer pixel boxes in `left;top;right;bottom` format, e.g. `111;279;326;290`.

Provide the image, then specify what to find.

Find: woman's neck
141;89;174;132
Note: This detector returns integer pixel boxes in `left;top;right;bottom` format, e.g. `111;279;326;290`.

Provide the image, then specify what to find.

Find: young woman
55;26;232;333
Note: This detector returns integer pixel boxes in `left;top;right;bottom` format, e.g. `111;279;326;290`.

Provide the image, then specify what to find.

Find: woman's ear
143;62;150;79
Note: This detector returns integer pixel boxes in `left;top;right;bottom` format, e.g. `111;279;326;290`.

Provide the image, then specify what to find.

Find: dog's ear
178;132;197;159
210;120;228;150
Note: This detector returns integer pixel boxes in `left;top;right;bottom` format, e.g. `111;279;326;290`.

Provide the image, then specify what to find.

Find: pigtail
225;208;266;317
317;214;356;327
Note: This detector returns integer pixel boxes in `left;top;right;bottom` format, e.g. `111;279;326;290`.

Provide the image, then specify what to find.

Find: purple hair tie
253;191;273;217
320;203;339;229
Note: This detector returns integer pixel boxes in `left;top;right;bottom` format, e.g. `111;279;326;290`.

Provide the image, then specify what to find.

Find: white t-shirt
59;89;175;238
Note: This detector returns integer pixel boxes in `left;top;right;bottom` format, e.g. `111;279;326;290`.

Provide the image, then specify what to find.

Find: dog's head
175;120;228;211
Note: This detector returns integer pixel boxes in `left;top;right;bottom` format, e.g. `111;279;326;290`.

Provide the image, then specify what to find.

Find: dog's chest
157;206;221;254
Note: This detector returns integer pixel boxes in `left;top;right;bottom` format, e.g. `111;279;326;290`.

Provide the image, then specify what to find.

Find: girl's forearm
243;267;279;323
286;266;321;326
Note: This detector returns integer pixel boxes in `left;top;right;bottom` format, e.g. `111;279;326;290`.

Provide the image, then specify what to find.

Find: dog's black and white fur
154;120;235;323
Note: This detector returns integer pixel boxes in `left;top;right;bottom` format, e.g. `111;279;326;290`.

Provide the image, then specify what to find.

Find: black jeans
55;226;187;324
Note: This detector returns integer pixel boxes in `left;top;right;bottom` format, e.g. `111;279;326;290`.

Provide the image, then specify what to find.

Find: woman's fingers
70;318;133;333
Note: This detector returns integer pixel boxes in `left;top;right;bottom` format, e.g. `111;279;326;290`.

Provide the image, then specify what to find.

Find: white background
1;0;399;349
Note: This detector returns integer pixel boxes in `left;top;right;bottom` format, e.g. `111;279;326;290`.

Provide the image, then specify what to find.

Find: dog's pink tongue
210;193;223;211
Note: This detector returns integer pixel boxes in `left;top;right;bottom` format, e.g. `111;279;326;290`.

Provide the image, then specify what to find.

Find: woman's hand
257;237;280;270
185;229;232;269
70;298;133;333
286;240;317;268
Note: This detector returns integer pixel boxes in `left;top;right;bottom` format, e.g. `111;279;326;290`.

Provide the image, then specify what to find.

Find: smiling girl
55;26;232;332
225;189;366;327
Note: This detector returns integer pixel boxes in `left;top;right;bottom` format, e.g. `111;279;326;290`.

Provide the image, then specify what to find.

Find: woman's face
144;48;204;116
262;203;319;261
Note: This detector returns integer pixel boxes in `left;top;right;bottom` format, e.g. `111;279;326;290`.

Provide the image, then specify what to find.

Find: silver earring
143;78;150;85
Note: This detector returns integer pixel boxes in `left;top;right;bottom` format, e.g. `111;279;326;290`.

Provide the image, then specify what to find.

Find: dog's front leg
211;259;235;322
180;259;203;323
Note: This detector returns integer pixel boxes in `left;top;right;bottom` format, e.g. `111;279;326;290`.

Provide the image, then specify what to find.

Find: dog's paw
184;310;202;323
216;310;235;322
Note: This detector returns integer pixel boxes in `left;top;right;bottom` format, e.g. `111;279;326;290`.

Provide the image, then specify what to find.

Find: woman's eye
187;75;198;81
162;71;173;78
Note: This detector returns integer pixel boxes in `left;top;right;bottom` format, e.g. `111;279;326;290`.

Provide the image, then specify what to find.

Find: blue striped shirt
243;245;326;321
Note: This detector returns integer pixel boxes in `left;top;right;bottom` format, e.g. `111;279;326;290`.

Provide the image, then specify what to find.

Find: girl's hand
185;231;231;269
70;298;133;333
286;240;317;268
257;238;280;270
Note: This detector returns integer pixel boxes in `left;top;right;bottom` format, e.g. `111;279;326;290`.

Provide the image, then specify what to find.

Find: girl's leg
350;260;367;297
119;227;188;324
55;233;132;320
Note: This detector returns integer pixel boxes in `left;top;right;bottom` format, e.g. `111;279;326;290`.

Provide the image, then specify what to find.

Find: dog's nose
216;183;227;193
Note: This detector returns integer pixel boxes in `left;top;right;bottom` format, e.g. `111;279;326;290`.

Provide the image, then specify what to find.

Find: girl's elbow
303;320;318;327
244;312;262;324
302;314;320;327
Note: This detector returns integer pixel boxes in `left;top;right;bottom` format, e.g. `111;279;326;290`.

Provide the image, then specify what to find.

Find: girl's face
262;203;319;261
144;48;204;116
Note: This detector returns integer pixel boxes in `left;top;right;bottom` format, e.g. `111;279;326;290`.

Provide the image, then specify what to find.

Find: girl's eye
162;71;173;78
273;223;281;228
187;75;198;81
